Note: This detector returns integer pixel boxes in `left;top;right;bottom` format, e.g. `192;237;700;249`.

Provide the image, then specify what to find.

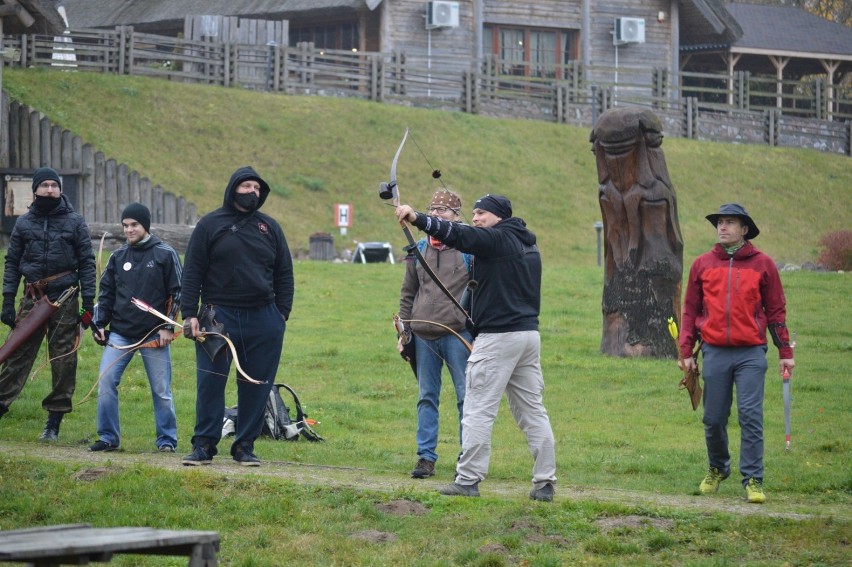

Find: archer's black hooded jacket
180;166;294;320
93;234;182;342
3;193;96;306
411;214;541;337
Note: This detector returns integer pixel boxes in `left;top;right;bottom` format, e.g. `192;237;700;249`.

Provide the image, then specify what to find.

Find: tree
747;0;852;26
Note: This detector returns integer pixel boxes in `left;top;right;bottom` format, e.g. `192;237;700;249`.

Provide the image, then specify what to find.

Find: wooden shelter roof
1;0;66;35
681;2;852;77
60;0;371;31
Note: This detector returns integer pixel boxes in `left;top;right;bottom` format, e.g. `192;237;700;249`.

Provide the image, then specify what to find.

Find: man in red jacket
679;203;795;504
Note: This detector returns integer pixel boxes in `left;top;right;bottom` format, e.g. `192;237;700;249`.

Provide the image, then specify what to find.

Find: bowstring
407;129;469;224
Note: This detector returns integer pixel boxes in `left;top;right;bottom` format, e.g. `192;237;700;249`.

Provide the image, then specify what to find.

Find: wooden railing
2;28;849;155
1;99;198;225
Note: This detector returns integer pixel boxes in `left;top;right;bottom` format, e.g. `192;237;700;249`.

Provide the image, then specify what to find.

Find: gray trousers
701;343;768;485
455;331;557;489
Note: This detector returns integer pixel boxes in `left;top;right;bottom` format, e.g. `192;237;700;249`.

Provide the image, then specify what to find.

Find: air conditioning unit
427;1;460;29
614;17;645;44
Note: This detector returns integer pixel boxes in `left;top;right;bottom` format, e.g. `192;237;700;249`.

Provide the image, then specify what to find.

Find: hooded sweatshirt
411;214;540;336
94;234;182;342
180;167;294;320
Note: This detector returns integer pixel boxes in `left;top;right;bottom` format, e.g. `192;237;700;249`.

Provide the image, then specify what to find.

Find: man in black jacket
180;166;294;467
89;203;182;453
395;194;557;501
0;167;97;440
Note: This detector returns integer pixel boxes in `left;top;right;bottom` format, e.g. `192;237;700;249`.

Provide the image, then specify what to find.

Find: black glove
182;319;196;341
91;327;109;347
1;295;16;329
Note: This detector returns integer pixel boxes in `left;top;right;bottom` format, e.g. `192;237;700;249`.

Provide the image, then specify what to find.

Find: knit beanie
429;189;461;212
473;194;512;219
31;167;62;192
121;202;152;233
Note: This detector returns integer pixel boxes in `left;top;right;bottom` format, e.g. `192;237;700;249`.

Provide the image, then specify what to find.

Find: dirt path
4;441;846;522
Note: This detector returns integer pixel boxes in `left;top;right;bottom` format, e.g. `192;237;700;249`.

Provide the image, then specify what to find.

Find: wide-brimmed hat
705;203;760;240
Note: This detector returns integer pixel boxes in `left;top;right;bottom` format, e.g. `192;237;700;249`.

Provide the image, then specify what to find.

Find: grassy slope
3;67;851;266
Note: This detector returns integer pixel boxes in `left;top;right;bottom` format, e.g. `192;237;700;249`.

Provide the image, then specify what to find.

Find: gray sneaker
438;482;480;497
411;458;435;479
530;483;554;502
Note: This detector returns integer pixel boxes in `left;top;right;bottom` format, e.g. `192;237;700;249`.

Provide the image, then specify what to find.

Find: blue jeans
414;331;470;463
96;332;177;449
701;344;768;485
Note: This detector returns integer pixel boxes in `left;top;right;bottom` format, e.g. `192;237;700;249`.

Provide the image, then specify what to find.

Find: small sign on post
335;203;352;236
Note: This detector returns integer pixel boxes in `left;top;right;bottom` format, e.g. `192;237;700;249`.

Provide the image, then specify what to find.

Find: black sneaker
411;458;435;479
89;440;118;452
182;445;213;466
232;445;261;467
157;445;176;453
529;482;555;502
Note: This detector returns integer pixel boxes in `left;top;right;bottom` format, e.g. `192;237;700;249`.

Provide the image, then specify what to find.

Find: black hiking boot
411;458;435;479
38;411;63;442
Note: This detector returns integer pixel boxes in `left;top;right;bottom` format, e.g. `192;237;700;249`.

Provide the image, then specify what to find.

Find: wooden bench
0;524;220;566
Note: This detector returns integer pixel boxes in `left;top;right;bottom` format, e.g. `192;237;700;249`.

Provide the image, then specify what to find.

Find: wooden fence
2;28;850;155
0;96;198;225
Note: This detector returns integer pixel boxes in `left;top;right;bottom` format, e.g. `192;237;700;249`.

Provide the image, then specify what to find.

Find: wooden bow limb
106;323;182;351
399;317;473;353
131;297;263;385
385;129;474;328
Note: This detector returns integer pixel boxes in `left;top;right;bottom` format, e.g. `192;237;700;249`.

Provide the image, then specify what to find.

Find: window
484;25;577;79
289;22;359;51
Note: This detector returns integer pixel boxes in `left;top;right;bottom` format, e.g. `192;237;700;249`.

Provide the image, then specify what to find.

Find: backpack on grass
221;383;324;442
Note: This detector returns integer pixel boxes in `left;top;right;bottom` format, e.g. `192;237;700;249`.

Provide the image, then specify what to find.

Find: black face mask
233;192;259;212
32;195;61;213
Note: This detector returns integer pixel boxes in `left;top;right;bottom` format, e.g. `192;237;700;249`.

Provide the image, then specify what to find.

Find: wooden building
54;0;852;101
54;1;710;82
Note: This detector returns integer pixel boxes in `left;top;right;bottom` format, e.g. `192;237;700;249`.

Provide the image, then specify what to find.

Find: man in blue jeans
398;189;472;479
90;203;181;452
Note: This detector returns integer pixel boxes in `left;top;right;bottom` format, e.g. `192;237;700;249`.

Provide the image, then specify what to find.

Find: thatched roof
2;0;67;35
60;0;371;31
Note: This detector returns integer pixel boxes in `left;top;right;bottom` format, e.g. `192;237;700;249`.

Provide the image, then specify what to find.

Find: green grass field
0;67;850;565
0;264;849;566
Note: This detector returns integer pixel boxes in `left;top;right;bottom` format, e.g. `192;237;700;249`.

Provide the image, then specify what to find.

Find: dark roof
60;0;370;30
2;0;67;35
726;3;852;58
680;0;742;46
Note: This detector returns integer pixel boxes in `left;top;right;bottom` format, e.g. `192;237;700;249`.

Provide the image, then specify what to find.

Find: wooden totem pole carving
590;107;684;358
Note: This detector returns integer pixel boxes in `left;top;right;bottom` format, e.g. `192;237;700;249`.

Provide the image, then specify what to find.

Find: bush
817;230;852;270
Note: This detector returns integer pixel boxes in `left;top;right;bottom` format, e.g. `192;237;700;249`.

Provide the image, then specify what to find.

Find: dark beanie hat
121;202;152;233
31;167;62;192
473;194;512;219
